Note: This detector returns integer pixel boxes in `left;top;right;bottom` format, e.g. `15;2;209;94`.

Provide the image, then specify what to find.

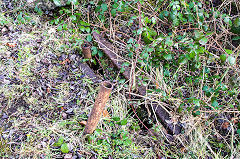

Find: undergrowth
0;0;240;158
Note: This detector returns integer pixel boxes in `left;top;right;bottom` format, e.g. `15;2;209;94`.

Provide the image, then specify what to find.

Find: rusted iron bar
152;103;182;135
92;32;182;135
81;42;92;59
78;62;101;83
84;81;113;134
92;32;131;80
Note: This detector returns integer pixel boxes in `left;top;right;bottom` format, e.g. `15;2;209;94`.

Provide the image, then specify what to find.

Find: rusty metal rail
92;32;182;135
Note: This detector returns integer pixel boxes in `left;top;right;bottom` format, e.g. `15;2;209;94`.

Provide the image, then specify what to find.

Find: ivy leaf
53;0;61;6
127;38;134;44
123;138;132;146
112;3;118;9
112;117;120;121
68;0;78;5
165;37;173;46
220;54;227;63
91;46;98;56
53;136;64;147
101;3;108;12
151;17;156;24
237;129;240;135
57;25;62;31
232;36;240;41
194;30;203;39
70;15;76;21
111;9;116;17
225;49;233;54
60;143;69;153
163;54;172;60
117;119;128;125
211;100;218;108
85;27;91;33
199;37;208;45
79;26;85;32
228;56;236;66
86;35;92;42
137;29;142;35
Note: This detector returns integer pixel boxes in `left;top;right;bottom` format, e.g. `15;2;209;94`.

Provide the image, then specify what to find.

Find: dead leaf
61;58;70;65
180;147;187;153
222;122;229;129
102;109;110;118
6;42;17;48
156;82;159;89
231;118;238;124
79;121;87;126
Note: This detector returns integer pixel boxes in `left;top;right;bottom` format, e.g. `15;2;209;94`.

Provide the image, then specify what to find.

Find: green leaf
70;15;76;21
117;119;128;125
225;49;233;54
120;67;125;73
231;17;240;34
232;36;240;41
112;3;118;9
203;86;208;92
123;138;132;146
57;25;62;31
79;26;85;32
91;46;97;55
53;0;61;6
68;0;78;5
199;37;208;45
220;54;227;63
165;37;173;46
98;50;103;57
101;3;108;12
151;17;156;24
228;56;236;66
113;117;120;121
237;129;240;135
163;54;172;60
85;27;91;33
62;23;68;30
137;29;142;35
178;56;188;65
194;30;203;39
211;99;218;107
127;38;134;44
60;143;69;153
224;16;232;26
53;136;64;147
111;9;116;17
86;35;92;42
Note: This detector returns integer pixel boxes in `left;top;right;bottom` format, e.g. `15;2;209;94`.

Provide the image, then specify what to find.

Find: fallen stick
92;32;182;135
84;81;113;134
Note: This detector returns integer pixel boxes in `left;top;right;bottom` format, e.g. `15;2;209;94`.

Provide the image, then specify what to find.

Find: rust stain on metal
84;81;113;134
81;42;92;59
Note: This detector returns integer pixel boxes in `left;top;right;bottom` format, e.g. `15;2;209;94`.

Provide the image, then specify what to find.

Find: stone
2;113;8;119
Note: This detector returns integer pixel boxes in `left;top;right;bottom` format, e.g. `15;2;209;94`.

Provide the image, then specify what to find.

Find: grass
1;0;240;158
